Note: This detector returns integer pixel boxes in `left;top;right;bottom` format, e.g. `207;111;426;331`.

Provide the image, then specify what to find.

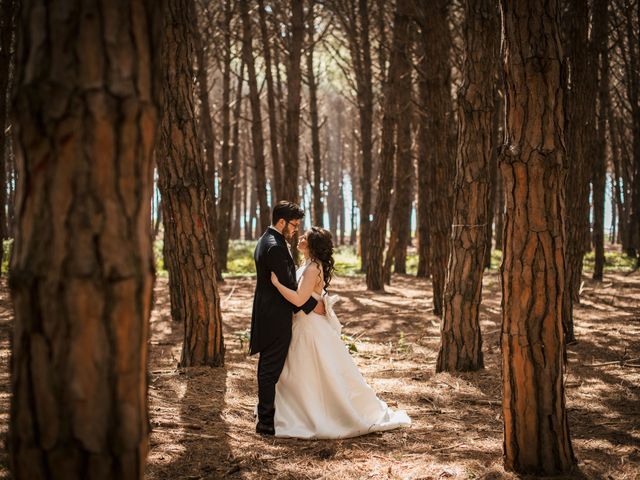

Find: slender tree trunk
437;0;498;373
239;0;270;232
416;46;431;278
592;0;609;281
366;0;412;290
375;0;388;86
626;0;640;267
216;0;235;272
258;0;283;202
156;0;225;367
193;14;217;247
10;1;157;477
356;0;374;272
563;0;596;343
281;0;305;203
307;2;323;227
0;0;15;269
416;0;456;314
495;170;504;251
500;0;576;474
485;87;501;269
384;24;413;280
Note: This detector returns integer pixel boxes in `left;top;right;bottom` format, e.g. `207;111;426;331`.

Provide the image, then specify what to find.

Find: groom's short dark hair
272;201;304;225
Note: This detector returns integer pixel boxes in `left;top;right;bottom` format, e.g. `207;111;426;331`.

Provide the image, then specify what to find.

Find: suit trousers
256;331;291;426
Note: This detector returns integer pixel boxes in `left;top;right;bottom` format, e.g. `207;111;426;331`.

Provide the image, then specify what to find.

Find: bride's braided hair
306;227;335;291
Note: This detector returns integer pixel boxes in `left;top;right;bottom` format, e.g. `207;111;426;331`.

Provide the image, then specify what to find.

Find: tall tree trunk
216;0;235;272
592;0;609;281
307;1;323;227
258;0;283;202
352;0;374;272
384;23;413;280
495;165;504;251
416;46;431;279
626;1;640;267
10;1;156;477
366;0;412;290
563;0;596;343
437;0;498;373
281;0;305;203
239;0;270;233
156;0;225;367
193;14;217;248
0;0;15;270
416;0;456;314
500;0;576;474
485;87;501;269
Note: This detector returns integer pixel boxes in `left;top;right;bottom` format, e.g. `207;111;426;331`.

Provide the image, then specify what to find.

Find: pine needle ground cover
0;256;637;479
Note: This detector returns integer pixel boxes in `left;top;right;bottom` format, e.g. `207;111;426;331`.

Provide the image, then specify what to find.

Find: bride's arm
271;263;320;307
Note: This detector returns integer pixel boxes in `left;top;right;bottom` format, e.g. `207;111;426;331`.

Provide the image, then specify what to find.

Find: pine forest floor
0;269;639;479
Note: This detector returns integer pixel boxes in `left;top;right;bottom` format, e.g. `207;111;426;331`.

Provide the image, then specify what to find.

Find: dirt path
0;271;639;479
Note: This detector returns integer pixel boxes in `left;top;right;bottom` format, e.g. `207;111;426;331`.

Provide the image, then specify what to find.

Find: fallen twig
432;442;465;452
587;357;640;367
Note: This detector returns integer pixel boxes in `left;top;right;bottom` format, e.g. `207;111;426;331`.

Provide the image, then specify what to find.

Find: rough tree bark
416;0;456;314
10;1;157;477
500;0;576;474
239;0;270;232
366;0;412;290
156;0;225;367
436;0;498;373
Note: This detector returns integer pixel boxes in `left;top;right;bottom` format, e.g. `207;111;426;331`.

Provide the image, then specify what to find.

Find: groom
250;201;320;435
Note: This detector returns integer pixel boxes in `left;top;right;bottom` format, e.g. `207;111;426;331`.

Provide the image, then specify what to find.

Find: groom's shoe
256;422;275;436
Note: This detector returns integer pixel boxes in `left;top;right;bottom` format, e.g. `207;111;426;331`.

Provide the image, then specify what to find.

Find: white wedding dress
273;261;411;439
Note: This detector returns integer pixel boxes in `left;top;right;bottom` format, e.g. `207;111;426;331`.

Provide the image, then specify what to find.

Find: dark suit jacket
249;227;317;355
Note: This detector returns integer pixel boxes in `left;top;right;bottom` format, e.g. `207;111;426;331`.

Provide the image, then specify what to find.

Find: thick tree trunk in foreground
10;1;156;477
500;0;575;474
156;0;224;367
437;0;498;373
365;0;412;290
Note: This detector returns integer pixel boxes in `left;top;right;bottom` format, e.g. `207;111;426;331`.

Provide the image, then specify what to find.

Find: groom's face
283;219;301;242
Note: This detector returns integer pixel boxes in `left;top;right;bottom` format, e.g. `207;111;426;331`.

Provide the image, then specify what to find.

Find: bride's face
298;231;310;255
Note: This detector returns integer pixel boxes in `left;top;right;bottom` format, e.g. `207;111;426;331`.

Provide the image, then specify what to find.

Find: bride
270;226;411;439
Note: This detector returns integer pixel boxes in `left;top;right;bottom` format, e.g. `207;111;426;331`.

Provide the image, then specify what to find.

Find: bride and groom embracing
250;201;411;439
